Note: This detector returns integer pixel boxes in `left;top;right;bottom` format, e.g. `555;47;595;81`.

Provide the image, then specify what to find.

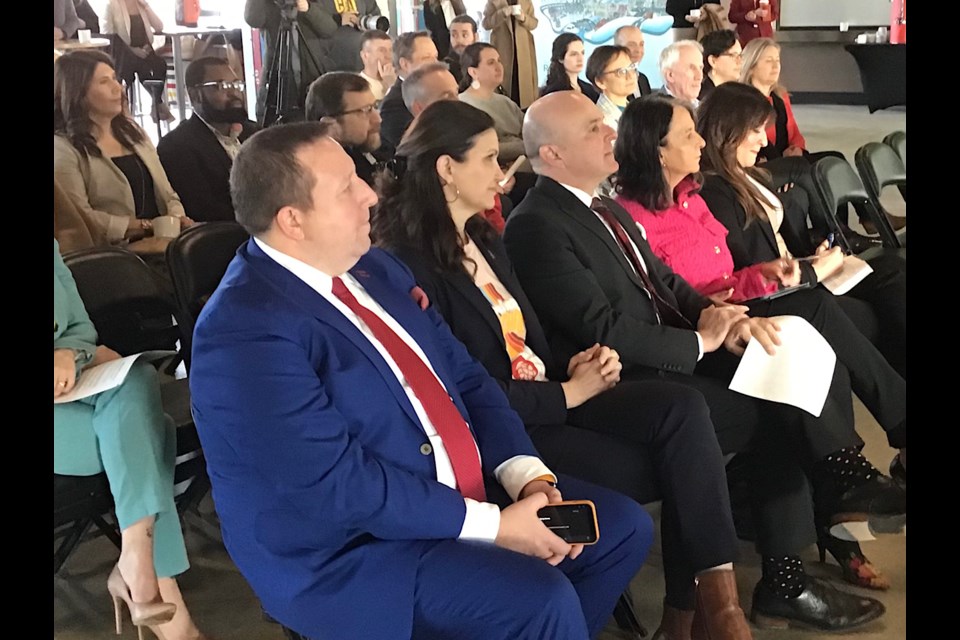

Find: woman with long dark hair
373;100;754;640
613;93;906;601
458;43;526;165
54;51;191;245
538;33;599;102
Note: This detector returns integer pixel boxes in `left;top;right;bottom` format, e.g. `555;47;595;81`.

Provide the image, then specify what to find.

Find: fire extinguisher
890;0;906;44
176;0;200;28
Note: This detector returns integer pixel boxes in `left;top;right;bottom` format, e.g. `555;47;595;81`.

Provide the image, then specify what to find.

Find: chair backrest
165;221;249;371
63;247;180;356
809;156;891;252
882;130;906;170
853;142;905;249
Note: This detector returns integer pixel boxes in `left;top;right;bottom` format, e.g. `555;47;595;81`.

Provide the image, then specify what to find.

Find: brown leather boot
652;605;694;640
691;570;753;640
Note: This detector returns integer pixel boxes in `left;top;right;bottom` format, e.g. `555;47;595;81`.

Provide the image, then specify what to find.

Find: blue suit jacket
189;240;539;639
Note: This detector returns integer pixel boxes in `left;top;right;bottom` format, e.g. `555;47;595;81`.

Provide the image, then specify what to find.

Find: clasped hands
560;343;621;409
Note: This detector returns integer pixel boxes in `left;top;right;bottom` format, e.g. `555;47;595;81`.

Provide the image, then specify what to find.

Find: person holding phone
373;100;754;640
190;119;655;640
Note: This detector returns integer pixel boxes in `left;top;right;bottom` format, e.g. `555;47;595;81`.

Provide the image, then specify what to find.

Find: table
844;44;906;113
54;37;111;51
158;26;240;122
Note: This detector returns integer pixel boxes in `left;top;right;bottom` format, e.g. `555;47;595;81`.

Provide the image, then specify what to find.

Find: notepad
820;255;874;296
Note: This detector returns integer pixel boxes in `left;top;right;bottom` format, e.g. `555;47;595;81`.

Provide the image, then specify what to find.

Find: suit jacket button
420;443;433;456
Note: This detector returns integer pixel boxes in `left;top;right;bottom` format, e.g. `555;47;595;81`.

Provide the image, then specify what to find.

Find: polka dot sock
761;555;806;599
818;446;880;495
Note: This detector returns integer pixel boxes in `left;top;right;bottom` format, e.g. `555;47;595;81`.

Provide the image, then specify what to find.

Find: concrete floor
53;104;906;640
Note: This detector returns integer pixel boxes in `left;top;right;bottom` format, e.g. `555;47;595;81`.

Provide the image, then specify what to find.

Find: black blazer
503;176;710;376
699;174;819;285
539;78;600;104
156;115;258;222
637;72;652;97
378;78;413;153
390;235;569;426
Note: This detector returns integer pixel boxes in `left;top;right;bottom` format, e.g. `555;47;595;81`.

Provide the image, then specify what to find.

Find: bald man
612;25;652;98
502;91;890;633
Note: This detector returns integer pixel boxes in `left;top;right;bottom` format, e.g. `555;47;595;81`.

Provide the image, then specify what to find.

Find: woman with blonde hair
738;38;887;248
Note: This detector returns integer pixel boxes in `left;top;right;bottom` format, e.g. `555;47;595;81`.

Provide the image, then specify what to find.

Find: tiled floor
53;104;906;639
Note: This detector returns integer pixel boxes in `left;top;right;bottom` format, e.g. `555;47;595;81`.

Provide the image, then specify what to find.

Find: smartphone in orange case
537;500;599;545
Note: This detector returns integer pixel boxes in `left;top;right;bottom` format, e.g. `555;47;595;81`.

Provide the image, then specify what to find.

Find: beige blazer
102;0;164;47
483;0;539;109
54;131;185;242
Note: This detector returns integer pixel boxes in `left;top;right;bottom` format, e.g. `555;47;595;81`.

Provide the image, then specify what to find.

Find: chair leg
54;519;94;575
92;514;122;549
614;590;648;638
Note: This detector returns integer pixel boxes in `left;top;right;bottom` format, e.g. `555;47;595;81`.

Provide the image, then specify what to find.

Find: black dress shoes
890;454;907;490
829;473;906;541
751;577;885;631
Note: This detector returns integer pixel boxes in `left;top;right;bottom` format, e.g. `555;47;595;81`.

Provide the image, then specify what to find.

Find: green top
53;239;96;373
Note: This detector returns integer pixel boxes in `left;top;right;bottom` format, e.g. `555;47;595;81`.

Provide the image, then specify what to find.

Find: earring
444;183;461;204
471;78;481;90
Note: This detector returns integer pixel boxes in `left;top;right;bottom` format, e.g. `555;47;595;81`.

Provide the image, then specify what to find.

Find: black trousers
842;253;907;380
530;379;760;609
747;286;906;450
106;35;168;93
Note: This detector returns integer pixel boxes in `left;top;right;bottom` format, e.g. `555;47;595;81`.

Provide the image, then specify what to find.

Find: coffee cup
78;29;92;43
152;215;181;238
689;9;701;19
510;4;522;16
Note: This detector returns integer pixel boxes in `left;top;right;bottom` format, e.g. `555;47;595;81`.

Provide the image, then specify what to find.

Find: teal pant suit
53;240;188;578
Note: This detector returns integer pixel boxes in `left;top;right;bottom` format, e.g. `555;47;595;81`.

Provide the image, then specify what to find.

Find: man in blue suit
189;121;653;640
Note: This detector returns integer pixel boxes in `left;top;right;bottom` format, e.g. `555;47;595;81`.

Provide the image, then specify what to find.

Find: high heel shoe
816;535;890;591
107;565;177;640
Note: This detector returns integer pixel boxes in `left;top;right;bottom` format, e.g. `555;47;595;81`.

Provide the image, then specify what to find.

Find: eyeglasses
718;52;743;60
195;80;246;92
334;102;380;117
602;63;638;79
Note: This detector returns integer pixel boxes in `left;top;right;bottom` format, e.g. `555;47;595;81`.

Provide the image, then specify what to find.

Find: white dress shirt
359;71;385;101
254;239;555;542
558;183;703;360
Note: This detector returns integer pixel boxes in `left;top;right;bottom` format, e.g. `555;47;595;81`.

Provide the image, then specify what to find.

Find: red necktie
331;277;487;502
591;198;693;330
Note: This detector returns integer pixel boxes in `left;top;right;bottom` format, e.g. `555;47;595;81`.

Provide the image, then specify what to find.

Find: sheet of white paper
821;255;873;296
728;316;836;417
54;351;176;404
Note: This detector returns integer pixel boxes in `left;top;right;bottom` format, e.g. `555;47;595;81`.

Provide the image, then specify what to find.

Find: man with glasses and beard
305;72;387;186
158;57;259;222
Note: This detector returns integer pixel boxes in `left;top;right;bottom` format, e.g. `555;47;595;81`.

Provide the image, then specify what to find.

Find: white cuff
106;214;130;242
694;331;704;362
457;498;501;543
494;455;556;502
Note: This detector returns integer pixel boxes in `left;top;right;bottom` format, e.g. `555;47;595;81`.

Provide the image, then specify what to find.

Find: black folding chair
61;247;210;529
854;142;906;249
809;156;906;261
165;221;249;373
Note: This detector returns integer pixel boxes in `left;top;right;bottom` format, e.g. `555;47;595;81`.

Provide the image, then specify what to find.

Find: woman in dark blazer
696;83;907;384
372;100;752;640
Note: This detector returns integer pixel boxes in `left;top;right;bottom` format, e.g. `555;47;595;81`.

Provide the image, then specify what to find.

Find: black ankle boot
830;474;906;540
750;576;885;631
